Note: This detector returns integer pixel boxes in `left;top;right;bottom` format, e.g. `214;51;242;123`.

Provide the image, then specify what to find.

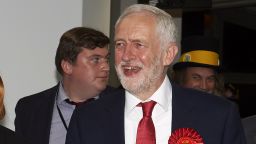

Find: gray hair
115;4;177;49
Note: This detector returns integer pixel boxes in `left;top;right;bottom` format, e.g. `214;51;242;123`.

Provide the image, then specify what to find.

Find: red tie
136;100;157;144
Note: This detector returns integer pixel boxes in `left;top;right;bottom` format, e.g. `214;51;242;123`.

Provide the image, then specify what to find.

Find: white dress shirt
125;76;173;144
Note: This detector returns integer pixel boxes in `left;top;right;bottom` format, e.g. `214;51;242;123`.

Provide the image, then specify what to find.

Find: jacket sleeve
14;99;24;138
222;104;247;144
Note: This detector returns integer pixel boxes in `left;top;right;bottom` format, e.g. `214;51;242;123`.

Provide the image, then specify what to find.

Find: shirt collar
56;81;100;105
56;82;70;105
125;76;172;113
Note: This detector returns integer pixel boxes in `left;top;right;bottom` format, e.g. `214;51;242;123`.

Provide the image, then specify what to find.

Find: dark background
181;8;256;118
138;0;256;118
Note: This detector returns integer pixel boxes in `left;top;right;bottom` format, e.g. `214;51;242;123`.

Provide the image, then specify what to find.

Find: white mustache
119;61;144;68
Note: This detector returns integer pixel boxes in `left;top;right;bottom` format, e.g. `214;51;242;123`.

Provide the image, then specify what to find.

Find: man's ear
163;42;178;66
61;60;73;75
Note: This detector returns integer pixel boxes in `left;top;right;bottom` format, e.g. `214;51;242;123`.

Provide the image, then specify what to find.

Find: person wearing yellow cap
172;35;224;96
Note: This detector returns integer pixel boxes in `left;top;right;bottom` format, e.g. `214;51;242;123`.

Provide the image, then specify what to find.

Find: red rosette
168;128;204;144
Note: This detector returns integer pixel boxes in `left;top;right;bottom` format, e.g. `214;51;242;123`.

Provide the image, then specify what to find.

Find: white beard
115;54;163;96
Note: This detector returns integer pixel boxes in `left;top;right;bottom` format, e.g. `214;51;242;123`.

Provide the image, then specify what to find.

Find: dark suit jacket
0;125;16;144
66;84;246;144
242;115;256;144
15;84;115;144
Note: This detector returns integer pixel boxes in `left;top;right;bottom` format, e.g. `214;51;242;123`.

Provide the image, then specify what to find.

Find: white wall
0;0;83;130
0;0;111;131
0;0;179;131
83;0;111;36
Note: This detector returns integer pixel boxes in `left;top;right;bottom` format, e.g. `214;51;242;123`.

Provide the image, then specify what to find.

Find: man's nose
122;45;135;62
100;61;109;71
199;80;208;91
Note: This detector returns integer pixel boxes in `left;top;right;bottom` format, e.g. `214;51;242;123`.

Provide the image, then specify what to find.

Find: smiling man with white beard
66;4;246;144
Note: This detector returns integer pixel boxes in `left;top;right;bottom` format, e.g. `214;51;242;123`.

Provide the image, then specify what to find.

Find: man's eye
89;56;109;64
192;76;200;80
90;57;101;63
115;42;125;49
208;77;216;82
134;43;143;48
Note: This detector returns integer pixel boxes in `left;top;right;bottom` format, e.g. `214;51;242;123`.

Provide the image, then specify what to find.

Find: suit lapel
35;85;57;144
171;84;196;131
100;89;126;144
95;84;198;143
97;85;199;143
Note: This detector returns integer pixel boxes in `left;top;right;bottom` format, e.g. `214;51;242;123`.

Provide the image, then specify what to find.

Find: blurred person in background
223;83;239;104
15;27;115;144
242;114;256;144
172;35;225;96
0;75;23;144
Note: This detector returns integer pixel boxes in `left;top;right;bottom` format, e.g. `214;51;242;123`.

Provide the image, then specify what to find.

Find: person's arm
222;104;246;144
242;115;256;144
14;99;24;137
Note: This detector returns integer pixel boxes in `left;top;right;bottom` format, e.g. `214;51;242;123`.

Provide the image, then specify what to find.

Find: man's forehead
186;67;216;75
81;47;109;55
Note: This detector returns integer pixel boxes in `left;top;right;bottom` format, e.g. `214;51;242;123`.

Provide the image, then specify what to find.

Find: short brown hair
55;27;110;75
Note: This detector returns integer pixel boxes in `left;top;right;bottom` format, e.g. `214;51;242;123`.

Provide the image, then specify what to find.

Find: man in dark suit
15;27;114;144
242;115;256;144
66;4;246;144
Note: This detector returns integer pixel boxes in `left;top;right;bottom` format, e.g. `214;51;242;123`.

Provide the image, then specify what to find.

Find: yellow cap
178;50;220;66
